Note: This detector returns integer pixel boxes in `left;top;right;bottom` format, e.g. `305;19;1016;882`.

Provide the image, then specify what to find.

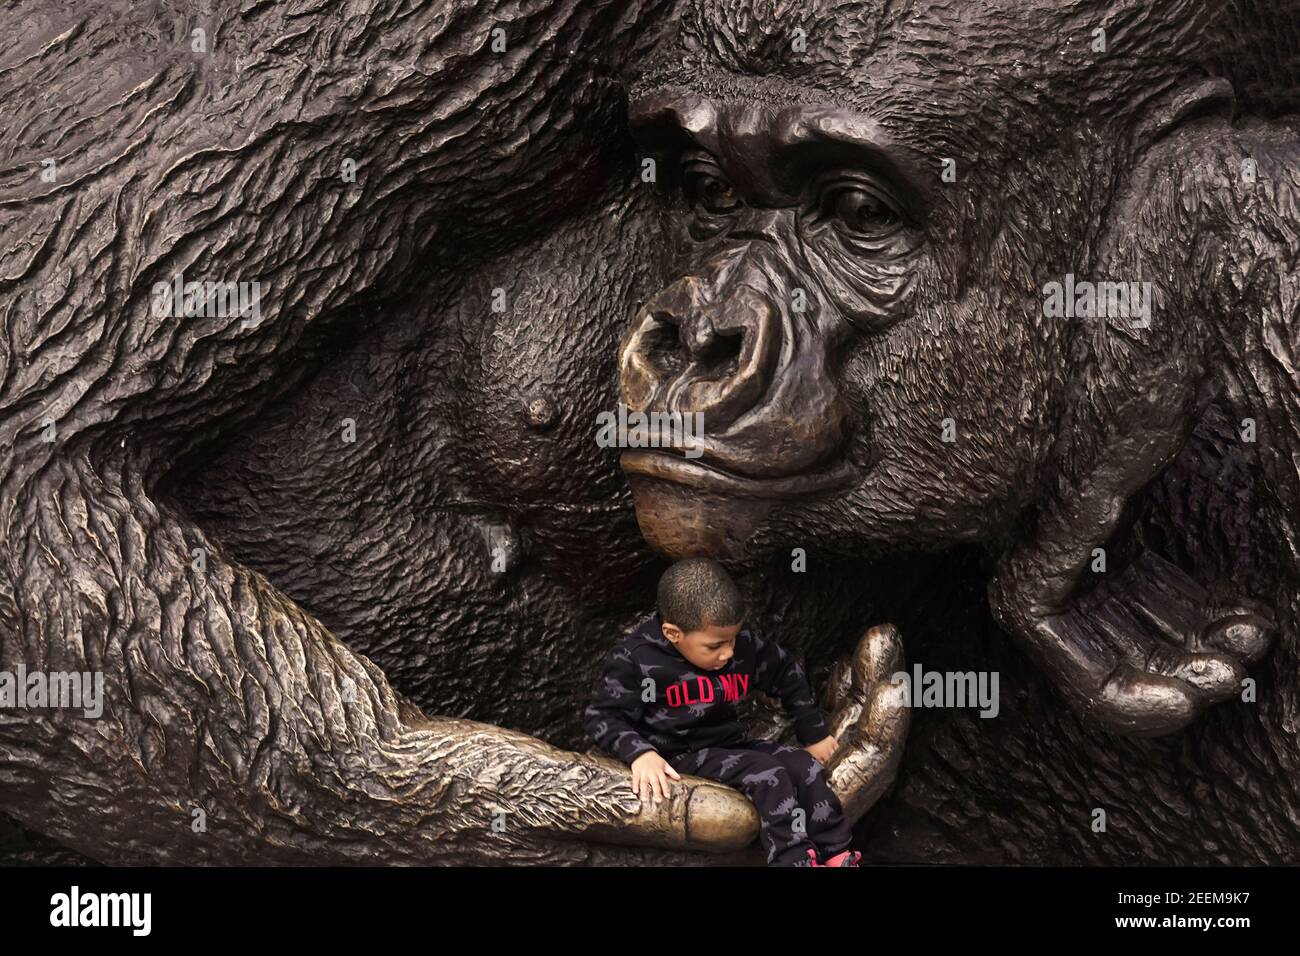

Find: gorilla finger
1091;665;1201;737
1195;612;1275;664
1118;553;1267;660
1122;568;1206;646
821;654;854;714
829;700;865;744
1018;612;1124;699
1092;599;1242;698
1202;591;1273;625
827;676;911;820
594;773;759;852
573;750;760;853
854;624;906;690
826;623;903;743
1150;647;1243;700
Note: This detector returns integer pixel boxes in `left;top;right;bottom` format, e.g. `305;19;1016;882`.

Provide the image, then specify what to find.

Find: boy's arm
584;643;658;766
750;632;832;746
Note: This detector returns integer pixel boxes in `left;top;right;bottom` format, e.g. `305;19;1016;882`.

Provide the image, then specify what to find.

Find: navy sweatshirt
584;611;831;764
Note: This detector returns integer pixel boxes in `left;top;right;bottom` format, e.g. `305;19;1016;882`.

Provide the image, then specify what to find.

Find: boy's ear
661;622;683;643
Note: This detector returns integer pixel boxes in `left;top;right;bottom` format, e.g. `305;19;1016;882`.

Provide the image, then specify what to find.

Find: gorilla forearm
7;452;446;861
1083;115;1300;570
2;450;729;863
991;106;1297;735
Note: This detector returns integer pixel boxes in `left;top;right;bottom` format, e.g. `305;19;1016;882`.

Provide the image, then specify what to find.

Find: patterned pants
669;739;855;866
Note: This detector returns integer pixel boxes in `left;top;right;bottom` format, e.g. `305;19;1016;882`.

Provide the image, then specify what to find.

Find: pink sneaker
822;849;862;867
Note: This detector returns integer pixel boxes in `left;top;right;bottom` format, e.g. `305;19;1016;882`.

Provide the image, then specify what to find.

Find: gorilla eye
819;180;902;238
682;160;741;215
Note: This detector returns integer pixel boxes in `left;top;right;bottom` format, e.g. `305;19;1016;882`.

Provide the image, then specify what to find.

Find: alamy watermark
50;886;150;936
595;403;705;458
890;664;1000;718
1043;273;1152;328
151;271;263;327
0;665;103;718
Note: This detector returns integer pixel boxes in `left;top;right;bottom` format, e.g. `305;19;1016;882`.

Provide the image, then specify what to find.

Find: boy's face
661;619;741;671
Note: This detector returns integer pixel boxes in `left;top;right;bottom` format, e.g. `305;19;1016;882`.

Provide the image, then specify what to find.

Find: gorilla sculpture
1;0;1297;866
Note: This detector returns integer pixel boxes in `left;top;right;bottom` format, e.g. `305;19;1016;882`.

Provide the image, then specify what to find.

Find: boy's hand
629;751;681;805
804;735;838;765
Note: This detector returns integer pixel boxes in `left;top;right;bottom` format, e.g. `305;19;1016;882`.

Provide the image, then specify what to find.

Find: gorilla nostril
645;314;686;377
640;312;744;389
696;328;743;380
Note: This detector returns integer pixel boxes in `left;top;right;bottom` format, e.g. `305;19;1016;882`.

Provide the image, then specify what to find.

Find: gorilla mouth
620;449;859;499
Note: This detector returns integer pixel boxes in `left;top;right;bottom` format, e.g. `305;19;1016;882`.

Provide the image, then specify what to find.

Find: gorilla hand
986;353;1275;737
989;89;1294;737
742;625;910;819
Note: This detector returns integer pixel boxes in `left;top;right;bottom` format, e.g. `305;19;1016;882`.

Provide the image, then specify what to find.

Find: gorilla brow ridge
632;0;896;95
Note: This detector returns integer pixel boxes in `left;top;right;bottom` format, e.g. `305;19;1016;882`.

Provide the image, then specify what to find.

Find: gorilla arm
2;446;768;863
0;0;747;865
0;0;903;862
1;444;906;862
989;92;1296;737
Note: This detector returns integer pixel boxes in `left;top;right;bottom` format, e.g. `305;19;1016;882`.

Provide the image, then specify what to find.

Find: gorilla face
619;91;1064;562
609;0;1291;742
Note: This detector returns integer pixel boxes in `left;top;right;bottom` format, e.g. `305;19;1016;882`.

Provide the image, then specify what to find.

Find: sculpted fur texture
1;0;1297;864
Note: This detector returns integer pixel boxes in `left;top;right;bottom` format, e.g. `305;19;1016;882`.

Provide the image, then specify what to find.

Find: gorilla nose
618;251;850;479
622;274;775;426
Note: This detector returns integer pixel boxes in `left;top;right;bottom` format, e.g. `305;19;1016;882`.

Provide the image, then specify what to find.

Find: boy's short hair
657;557;745;633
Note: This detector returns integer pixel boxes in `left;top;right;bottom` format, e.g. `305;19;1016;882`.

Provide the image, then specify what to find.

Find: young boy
584;557;861;867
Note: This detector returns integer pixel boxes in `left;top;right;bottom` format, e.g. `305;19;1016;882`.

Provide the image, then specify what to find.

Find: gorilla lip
620;450;857;498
